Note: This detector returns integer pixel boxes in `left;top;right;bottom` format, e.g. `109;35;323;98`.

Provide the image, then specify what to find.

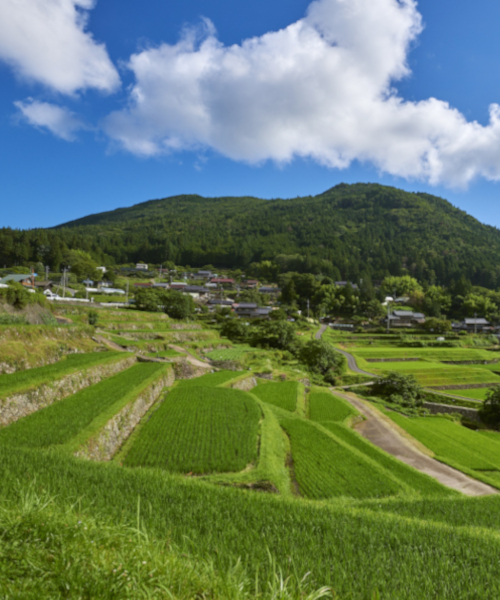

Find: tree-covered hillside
3;183;500;287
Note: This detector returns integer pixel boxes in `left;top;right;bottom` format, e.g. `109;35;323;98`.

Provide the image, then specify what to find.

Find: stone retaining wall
75;368;174;461
0;356;136;427
231;376;257;391
423;401;480;422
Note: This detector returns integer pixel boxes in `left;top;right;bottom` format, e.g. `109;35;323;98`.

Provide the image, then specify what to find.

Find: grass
177;370;242;388
281;418;402;499
123;387;261;474
252;381;299;412
146;349;185;358
309;391;358;423
0;363;167;449
4;446;500;598
376;365;500;387
447;388;491;400
205;346;253;361
354;347;497;361
382;412;500;485
0;351;126;399
322;422;453;496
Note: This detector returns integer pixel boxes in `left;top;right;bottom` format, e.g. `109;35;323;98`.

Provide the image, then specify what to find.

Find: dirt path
92;335;128;352
169;344;212;369
333;390;497;496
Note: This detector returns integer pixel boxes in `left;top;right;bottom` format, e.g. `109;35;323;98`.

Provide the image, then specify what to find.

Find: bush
372;371;424;407
299;340;346;378
88;310;99;326
479;387;500;428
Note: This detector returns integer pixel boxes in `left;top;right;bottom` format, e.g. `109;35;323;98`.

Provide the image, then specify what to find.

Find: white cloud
0;0;119;94
15;99;86;140
103;0;500;187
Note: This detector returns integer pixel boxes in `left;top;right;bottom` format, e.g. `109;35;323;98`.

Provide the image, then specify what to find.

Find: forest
2;183;500;288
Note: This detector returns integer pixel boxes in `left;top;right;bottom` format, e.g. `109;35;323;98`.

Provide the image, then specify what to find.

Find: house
134;282;153;288
259;286;281;295
462;318;490;333
0;274;35;288
210;278;235;287
82;279;94;286
208;299;234;306
96;266;107;275
136;263;148;270
242;279;259;289
183;285;210;295
335;281;359;290
385;310;426;327
234;303;272;318
197;270;213;278
34;281;53;291
169;282;188;290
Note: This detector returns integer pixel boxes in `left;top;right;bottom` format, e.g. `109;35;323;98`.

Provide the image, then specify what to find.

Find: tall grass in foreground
1;448;500;599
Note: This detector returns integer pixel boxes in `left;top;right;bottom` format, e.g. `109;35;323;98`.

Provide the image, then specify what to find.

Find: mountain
3;183;500;287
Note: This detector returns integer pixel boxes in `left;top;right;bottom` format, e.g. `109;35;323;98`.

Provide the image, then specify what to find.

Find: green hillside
3;183;500;286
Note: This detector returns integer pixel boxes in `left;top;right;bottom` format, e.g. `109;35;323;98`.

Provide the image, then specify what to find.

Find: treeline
3;183;500;288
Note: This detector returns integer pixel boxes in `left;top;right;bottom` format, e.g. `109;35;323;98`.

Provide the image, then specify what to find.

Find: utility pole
474;311;477;335
307;299;310;319
126;279;129;304
62;268;66;298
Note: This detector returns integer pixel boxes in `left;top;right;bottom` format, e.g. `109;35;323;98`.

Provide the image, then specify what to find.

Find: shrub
372;371;424;407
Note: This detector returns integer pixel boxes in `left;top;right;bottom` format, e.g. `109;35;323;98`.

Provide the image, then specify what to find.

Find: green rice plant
384;413;500;473
146;349;185;358
441;388;489;401
205;346;253;361
177;370;242;388
354;347;497;362
281;418;402;499
0;351;126;399
309;391;358;423
0;363;166;449
123;386;261;474
322;422;452;496
252;381;299;412
3;447;500;599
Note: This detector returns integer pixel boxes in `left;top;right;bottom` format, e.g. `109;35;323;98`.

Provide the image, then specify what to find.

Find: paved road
315;324;327;339
334;390;497;496
334;348;377;377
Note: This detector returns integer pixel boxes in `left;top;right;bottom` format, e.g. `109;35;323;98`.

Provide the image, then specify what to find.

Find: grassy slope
309;391;358;424
2;447;500;599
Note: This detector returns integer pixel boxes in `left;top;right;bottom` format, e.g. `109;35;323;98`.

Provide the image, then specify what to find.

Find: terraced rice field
123;386;261;474
309;391;358;423
0;351;126;399
373;364;500;387
252;381;299;412
0;363;167;449
354;347;497;362
177;370;242;387
383;412;500;482
280;418;402;499
205;347;253;361
322;422;452;496
450;388;491;401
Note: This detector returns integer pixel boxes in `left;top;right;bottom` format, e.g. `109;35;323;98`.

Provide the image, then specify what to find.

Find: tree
381;276;422;297
479;388;500;428
422;317;452;334
250;320;298;352
134;288;160;312
160;290;195;320
299;340;346;378
220;318;249;343
372;372;424;407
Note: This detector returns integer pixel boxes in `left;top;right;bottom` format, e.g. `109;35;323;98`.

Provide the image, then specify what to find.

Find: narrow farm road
334;391;497;496
315;324;327;339
169;344;212;369
334;348;377;377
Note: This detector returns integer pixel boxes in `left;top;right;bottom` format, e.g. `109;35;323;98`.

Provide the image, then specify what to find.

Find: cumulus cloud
0;0;119;94
15;99;86;140
103;0;500;187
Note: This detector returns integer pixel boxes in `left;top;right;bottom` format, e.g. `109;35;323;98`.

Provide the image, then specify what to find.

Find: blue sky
2;0;500;229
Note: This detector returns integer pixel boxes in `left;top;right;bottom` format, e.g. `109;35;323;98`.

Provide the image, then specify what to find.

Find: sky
3;0;500;229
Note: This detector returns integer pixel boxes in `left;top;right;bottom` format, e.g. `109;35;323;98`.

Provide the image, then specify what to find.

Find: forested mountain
2;183;500;287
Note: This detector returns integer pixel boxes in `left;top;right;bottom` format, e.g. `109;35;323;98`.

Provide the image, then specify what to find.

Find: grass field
0;351;126;399
177;370;242;387
354;347;497;362
281;418;402;499
374;365;500;387
252;381;299;412
146;349;185;358
447;388;491;400
123;386;261;474
0;363;166;449
309;391;358;423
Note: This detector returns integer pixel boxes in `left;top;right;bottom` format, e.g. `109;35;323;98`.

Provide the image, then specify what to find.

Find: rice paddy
252;381;299;412
309;390;358;423
123;386;261;474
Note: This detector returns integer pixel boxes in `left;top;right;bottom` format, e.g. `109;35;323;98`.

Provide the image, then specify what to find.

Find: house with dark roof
0;274;35;287
210;278;235;286
385;310;426;327
454;318;490;333
259;286;281;294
